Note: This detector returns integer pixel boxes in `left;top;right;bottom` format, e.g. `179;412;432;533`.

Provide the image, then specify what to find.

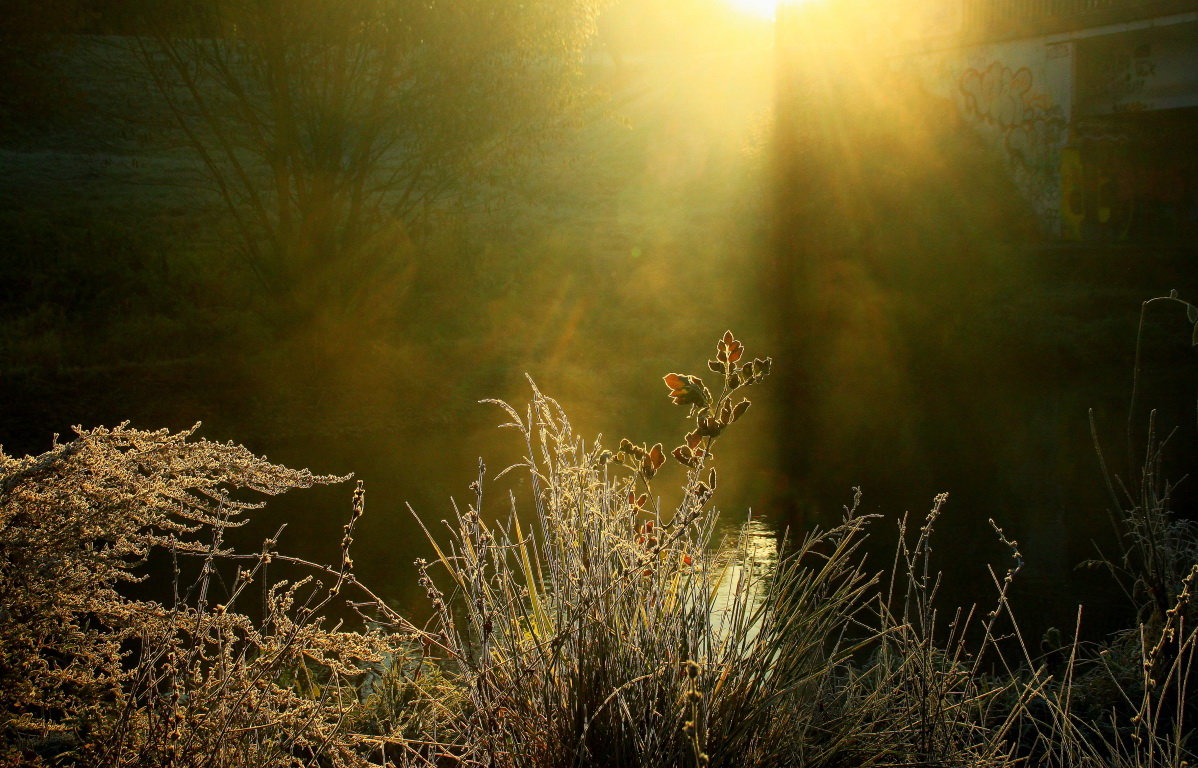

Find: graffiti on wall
958;62;1067;229
959;62;1065;173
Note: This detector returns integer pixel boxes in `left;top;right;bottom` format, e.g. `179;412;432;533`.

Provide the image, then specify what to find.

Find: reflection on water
708;516;779;648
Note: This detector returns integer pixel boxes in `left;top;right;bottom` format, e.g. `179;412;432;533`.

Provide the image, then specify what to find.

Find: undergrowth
1;328;1195;766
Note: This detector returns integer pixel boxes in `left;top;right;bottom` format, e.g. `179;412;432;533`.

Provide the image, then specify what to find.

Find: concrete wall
894;12;1198;238
897;37;1074;234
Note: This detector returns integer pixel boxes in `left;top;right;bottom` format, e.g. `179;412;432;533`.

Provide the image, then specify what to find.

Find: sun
725;0;778;18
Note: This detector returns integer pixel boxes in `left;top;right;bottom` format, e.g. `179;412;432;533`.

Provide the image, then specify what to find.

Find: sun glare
726;0;778;18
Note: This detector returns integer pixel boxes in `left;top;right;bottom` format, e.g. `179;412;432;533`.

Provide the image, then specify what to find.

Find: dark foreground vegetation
2;331;1197;767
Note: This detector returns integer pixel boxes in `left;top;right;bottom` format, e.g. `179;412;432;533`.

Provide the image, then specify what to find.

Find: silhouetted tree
130;0;601;322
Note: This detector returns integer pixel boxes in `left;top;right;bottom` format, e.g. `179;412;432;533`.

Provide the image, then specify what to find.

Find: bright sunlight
726;0;778;18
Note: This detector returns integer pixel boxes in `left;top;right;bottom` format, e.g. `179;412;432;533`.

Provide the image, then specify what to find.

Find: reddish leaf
648;443;665;470
664;374;709;406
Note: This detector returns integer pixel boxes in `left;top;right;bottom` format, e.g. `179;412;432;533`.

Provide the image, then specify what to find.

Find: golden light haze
725;0;779;19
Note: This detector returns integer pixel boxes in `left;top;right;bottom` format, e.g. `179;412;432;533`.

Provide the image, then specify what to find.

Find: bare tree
131;0;600;318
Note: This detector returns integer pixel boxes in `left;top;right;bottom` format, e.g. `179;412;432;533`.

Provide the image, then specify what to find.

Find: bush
405;334;1014;767
0;424;409;767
